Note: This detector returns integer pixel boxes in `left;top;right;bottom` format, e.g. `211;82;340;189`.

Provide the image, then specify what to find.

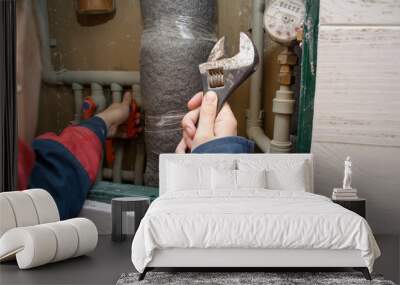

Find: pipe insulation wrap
140;0;217;186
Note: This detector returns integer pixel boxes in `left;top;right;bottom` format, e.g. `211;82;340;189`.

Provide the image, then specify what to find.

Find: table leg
112;201;123;241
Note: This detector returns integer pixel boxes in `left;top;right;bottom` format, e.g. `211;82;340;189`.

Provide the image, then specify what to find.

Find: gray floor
0;235;133;285
2;235;396;284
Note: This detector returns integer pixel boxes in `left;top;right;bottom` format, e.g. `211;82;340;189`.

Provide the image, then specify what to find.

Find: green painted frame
296;0;319;153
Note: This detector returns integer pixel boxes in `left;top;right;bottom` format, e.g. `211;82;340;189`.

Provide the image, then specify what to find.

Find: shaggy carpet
116;271;396;285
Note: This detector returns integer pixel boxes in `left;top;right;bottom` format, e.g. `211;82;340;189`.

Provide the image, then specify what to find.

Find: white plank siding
311;1;400;235
320;0;400;25
313;27;400;148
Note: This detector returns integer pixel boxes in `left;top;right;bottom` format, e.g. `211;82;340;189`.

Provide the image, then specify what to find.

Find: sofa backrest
159;154;313;195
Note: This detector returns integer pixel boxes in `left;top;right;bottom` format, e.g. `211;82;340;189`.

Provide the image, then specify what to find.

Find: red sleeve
18;139;35;190
37;125;103;183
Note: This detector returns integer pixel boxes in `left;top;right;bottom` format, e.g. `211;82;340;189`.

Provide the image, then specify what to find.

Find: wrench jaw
199;32;259;113
238;32;259;69
207;36;225;62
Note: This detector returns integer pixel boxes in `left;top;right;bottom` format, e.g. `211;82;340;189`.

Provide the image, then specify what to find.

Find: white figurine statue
342;156;352;190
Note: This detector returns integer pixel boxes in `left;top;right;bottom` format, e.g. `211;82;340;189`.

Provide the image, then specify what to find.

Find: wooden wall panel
312;0;400;235
313;27;400;147
320;0;400;25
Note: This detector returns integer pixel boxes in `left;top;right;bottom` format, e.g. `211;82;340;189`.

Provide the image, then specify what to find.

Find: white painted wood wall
311;0;400;235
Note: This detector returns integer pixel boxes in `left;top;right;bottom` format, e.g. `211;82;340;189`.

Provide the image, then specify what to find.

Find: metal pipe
72;83;83;124
44;70;140;86
134;141;145;185
91;83;106;182
271;86;295;152
246;0;272;153
111;83;123;102
111;83;124;183
103;168;135;182
91;83;107;112
35;0;53;74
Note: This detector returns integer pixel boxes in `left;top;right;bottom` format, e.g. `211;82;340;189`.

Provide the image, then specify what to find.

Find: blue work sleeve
28;117;107;220
192;136;254;154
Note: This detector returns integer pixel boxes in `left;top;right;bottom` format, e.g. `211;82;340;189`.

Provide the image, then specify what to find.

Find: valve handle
125;99;141;139
82;97;97;120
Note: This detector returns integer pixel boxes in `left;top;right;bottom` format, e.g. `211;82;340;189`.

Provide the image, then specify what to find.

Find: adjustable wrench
199;32;259;113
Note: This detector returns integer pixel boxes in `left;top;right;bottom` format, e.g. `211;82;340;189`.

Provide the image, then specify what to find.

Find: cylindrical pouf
0;226;57;268
0;191;39;227
24;189;60;224
140;0;217;186
42;221;79;262
0;218;97;269
65;218;98;257
0;189;60;238
0;196;17;237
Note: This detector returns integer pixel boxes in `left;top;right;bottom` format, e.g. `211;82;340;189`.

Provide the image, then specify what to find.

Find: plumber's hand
176;91;237;153
96;92;139;138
